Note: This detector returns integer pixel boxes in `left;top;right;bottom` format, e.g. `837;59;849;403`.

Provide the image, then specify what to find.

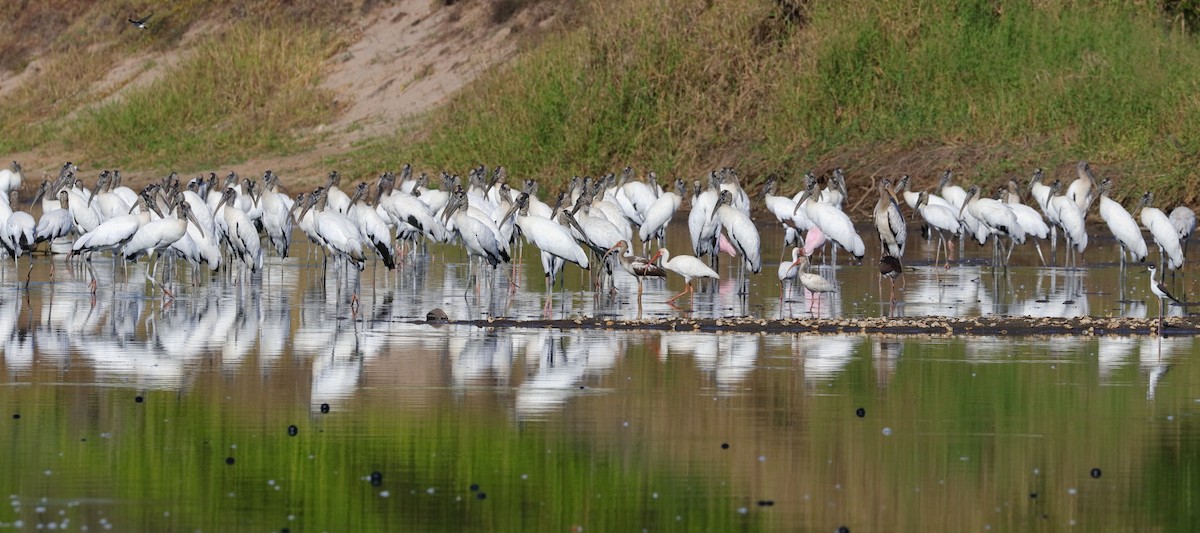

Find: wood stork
762;175;813;257
298;187;367;272
915;191;961;268
1067;160;1098;212
0;162;21;199
873;178;906;259
689;174;722;265
121;197;203;297
71;197;148;294
1002;179;1050;265
935;170;968;212
648;247;718;305
259;170;294;258
1138;191;1184;272
638;178;683;254
1095;178;1147;274
503;193;589;314
1046;180;1088;269
1;208;35;284
961;184;1024;269
214;187;264;273
347;183;396;270
793;177;865;262
713;189;761;295
1169;206;1197;258
442;186;509;292
1147;264;1181;333
323;171;352;214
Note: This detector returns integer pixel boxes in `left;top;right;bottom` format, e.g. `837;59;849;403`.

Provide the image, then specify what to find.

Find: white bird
1048;181;1088;268
689;175;722;263
1;209;36;279
1169;205;1197;258
649;247;719;305
1003;179;1050;265
1138;191;1184;271
71;198;148;294
503;193;589;293
121;197;203;297
713;189;761;294
323;171;352;214
259;170;294;258
778;247;803;299
214;187;264;273
1095;178;1147;272
1067;160;1098;212
791;255;837;316
347;183;396;270
762;175;812;253
961;185;1024;268
915;191;961;268
442;186;509;290
638;178;684;254
935;170;968;212
0;162;22;198
793;176;865;261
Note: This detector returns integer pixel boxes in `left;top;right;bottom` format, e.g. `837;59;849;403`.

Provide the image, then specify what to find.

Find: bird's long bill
793;189;812;215
184;206;205;239
648;249;664;265
501;202;520;224
298;199;317;222
127;198;141;214
214;194;229;215
562;212;586;237
287;196;304;221
87;180;102;206
30;183;46;208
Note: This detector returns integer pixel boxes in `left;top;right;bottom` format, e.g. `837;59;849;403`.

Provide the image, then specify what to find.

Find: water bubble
427;488;435;495
758;455;766;462
287;425;298;437
379;491;390;498
882;427;892;436
477;492;487;500
736;507;748;515
520;474;528;480
320;403;330;414
135;396;143;403
370;471;383;487
855;408;865;418
623;421;630;427
652;492;658;499
1067;488;1077;495
1090;468;1102;479
225;457;235;465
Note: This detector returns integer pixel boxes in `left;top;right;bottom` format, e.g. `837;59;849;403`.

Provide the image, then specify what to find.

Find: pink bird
717;232;738;257
802;227;826;257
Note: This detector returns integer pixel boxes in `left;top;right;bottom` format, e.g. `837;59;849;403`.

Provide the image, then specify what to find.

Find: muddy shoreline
431;315;1200;337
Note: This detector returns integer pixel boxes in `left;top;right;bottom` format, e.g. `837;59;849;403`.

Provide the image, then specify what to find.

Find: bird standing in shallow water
604;240;665;296
649;247;718;306
879;255;903;303
1147;264;1181;335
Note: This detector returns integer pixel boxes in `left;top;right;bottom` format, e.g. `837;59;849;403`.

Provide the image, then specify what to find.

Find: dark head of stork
646;170;659;187
441;185;468;222
674;178;687;197
760;174;779;199
792;175;819;215
87;170;110;206
224;171;239;190
620;166;633;185
350;182;370;205
57;189;70;209
288;192;309;221
502;192;530;222
30;180;50;208
1095;177;1113;199
399;163;413;182
176;200;205;239
711;189;734;221
957;185;980;218
213;186;239;215
1028;168;1045;191
1137;190;1154;211
831;168;847;196
915;190;930;208
894;175;911;195
936;170;954;194
1077;160;1094;184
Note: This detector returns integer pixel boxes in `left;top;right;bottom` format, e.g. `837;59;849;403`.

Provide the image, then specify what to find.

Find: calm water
2;223;1200;531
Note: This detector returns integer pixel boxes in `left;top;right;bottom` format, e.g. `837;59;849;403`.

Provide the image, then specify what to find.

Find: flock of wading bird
0;161;1194;318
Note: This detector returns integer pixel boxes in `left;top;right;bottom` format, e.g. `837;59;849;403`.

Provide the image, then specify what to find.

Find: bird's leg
1033;241;1046;267
666;282;689;304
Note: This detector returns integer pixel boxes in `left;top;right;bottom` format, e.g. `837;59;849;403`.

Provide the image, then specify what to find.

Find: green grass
351;0;1200;208
62;21;339;170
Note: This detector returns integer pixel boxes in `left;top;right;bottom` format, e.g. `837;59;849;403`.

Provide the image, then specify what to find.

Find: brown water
1;224;1199;531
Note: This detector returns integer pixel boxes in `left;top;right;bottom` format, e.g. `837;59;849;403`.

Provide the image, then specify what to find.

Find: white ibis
778;247;802;300
1096;178;1147;273
649;247;718;305
791;255;837;316
1138;191;1184;272
604;240;665;296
